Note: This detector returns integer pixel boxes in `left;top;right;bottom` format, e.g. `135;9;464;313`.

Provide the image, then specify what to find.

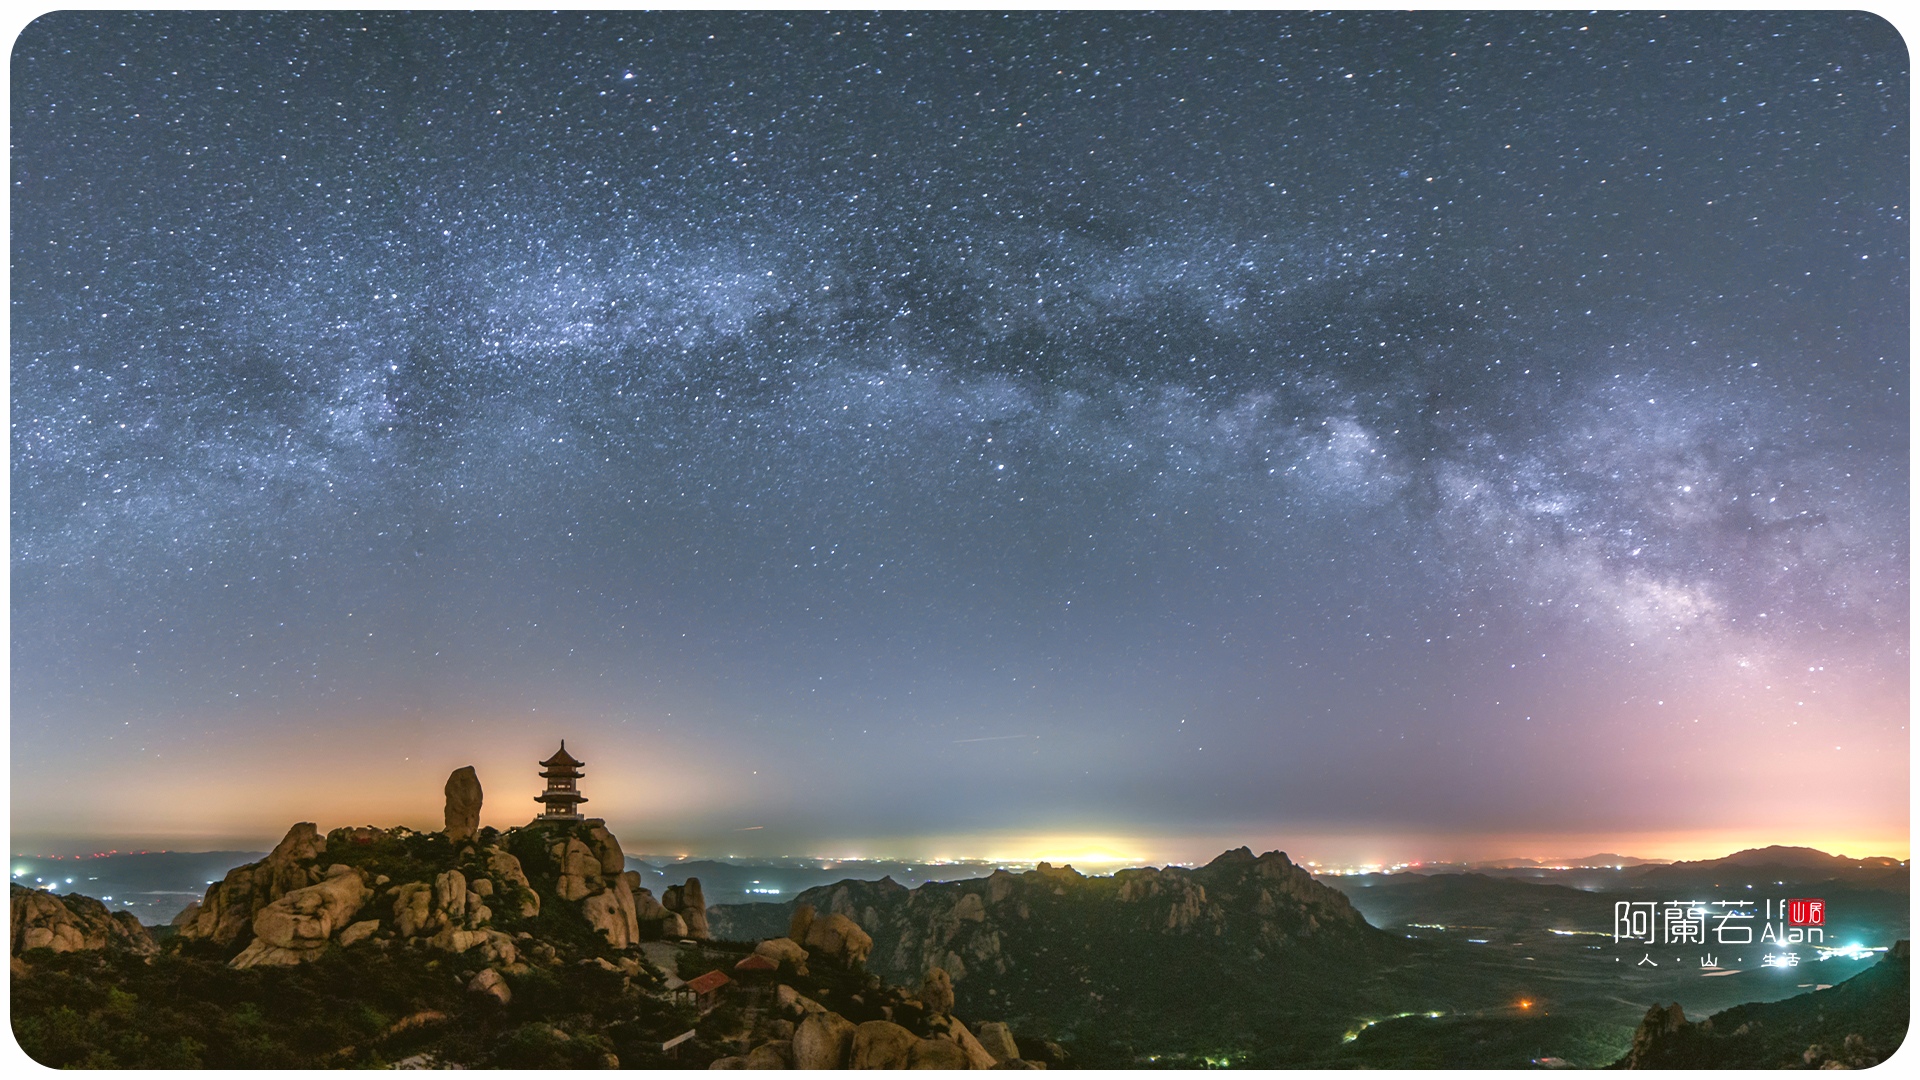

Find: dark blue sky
11;12;1908;863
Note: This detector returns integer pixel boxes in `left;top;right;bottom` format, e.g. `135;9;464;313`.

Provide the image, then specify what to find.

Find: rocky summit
700;845;1404;1065
9;766;1047;1069
165;773;707;972
719;845;1382;987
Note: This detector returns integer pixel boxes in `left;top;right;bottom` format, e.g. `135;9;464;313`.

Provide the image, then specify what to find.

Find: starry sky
11;12;1909;863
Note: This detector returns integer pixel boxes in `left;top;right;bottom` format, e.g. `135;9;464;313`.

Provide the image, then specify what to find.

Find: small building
682;969;731;1014
534;741;588;822
732;953;778;981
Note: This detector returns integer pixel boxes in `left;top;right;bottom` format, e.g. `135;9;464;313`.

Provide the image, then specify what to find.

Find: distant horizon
12;825;1909;871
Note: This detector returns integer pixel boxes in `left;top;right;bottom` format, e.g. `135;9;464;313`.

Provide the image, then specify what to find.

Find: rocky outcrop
745;996;1022;1071
10;884;158;958
391;882;439;938
779;846;1379;988
632;882;668;923
468;967;511;1004
1613;944;1909;1069
804;912;874;969
723;909;1036;1072
583;822;626;876
337;919;380;948
788;903;815;946
792;1010;857;1069
443;766;483;844
485;847;540;918
663;878;710;940
230;865;372;968
745;1040;793;1068
975;1021;1020;1064
920;966;955;1016
934;1017;1000;1070
581;872;642;949
909;1036;970;1069
776;983;827;1018
754;936;810;974
550;836;602;902
177;822;329;946
851;1020;919;1069
1802;1033;1884;1069
533;822;665;943
1116;866;1222;934
803;877;909;942
1620;1002;1696;1069
382;867;518;966
435;870;469;926
1635;1003;1690;1063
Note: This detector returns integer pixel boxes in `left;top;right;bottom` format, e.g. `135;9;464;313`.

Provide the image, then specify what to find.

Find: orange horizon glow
10;707;1905;865
10;820;1907;867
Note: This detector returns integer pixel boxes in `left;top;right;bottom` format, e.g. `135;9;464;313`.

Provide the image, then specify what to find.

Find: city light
1814;944;1885;962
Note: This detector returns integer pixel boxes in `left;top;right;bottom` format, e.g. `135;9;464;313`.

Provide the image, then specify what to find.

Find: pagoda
534;741;588;821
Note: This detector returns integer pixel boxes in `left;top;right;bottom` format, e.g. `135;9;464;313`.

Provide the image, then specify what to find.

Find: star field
11;12;1908;859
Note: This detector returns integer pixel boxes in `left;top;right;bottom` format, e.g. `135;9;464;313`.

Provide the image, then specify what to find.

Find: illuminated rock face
176;822;329;947
10;883;158;959
805;911;875;968
160;766;673;980
662;877;710;940
231;865;372;969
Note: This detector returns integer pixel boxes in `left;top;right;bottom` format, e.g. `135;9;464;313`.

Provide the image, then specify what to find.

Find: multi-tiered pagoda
534;741;588;821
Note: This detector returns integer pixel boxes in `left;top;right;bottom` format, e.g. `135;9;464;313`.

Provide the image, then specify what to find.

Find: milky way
11;12;1908;858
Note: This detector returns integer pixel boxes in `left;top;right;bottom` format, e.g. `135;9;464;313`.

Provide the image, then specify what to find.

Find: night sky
11;12;1909;863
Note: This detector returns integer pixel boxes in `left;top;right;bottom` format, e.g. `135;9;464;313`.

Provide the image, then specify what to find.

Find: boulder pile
158;766;706;991
714;957;1040;1070
10;883;157;963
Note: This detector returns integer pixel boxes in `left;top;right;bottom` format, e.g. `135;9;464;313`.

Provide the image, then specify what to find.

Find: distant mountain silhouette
1467;852;1667;869
1557;852;1665;867
1628;846;1908;891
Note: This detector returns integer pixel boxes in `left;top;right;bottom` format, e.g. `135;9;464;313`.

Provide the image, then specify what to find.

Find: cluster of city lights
1814;944;1885;962
1341;1011;1446;1043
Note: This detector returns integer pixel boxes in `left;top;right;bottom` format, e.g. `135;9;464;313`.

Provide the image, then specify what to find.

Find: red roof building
733;953;778;975
684;969;731;994
683;969;732;1013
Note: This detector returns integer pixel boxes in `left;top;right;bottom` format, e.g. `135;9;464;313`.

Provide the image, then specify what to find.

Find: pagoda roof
540;740;584;768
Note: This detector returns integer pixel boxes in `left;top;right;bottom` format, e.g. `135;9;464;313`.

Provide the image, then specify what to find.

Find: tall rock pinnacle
444;766;483;843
